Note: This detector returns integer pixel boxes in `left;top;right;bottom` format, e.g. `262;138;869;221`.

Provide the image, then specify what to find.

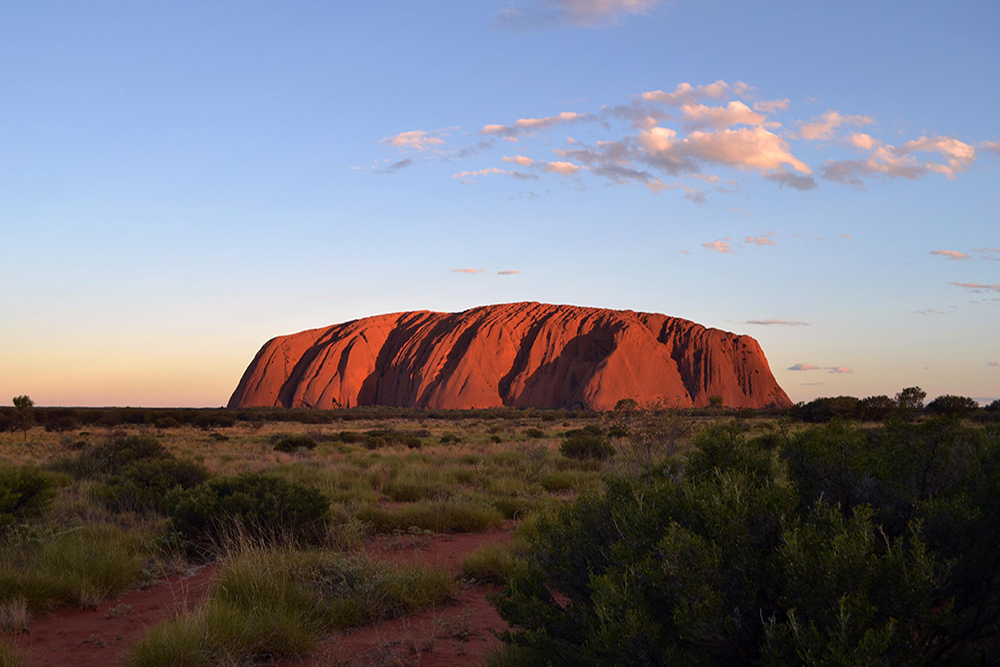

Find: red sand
10;565;216;667
7;530;513;667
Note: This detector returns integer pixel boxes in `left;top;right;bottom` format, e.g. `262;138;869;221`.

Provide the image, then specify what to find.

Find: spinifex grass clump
127;545;454;667
0;466;62;531
94;458;210;514
356;498;505;534
0;524;146;614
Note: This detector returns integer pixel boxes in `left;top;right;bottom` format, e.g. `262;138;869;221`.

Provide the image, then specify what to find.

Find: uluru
228;302;792;411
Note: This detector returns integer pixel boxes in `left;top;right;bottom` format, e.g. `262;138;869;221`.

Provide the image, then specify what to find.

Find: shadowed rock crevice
228;302;792;410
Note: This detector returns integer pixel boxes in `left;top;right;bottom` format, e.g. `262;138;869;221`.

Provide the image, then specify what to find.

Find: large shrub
170;473;330;549
927;394;980;417
492;421;1000;666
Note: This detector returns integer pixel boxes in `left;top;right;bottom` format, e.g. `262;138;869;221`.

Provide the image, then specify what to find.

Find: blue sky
2;1;998;407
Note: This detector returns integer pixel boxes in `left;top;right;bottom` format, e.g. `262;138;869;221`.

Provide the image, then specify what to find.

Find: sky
2;0;998;407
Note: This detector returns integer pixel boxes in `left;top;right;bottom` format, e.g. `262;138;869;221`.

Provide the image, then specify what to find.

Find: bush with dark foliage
169;473;330;550
0;466;61;530
926;394;980;417
559;428;614;461
272;434;318;452
94;458;211;514
493;420;1000;666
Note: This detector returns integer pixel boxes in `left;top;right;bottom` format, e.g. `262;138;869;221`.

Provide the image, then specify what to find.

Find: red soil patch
5;530;513;667
287;530;514;667
8;565;216;667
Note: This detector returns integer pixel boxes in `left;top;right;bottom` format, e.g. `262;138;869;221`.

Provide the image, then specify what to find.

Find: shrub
273;434;318;453
859;394;896;421
794;396;861;422
926;394;980;417
338;431;364;444
524;428;545;439
169;473;330;550
94;458;211;514
0;466;60;530
986;399;1000;413
559;430;613;461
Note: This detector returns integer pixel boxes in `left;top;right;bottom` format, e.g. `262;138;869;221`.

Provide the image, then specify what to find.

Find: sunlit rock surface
229;302;792;410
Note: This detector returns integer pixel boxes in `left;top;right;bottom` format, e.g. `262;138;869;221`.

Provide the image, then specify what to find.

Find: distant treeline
1;387;997;433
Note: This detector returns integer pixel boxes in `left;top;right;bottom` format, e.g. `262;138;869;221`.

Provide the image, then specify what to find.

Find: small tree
12;395;34;440
708;395;724;410
895;386;927;411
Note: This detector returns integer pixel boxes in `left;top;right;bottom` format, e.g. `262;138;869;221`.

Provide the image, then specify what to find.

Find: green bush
0;466;60;530
927;394;980;417
49;433;173;480
356;500;504;534
524;428;545;439
492;420;1000;666
559;430;613;461
169;473;330;550
272;434;317;453
94;458;210;514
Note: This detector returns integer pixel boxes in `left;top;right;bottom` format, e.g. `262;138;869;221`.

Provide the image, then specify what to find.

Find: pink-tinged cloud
702;239;734;253
450;268;486;274
744;232;775;246
679;101;770;130
496;0;661;28
745;319;810;326
840;234;853;239
452;168;507;182
381;130;445;151
497;270;521;275
988;361;999;367
788;363;821;371
980;139;1000;155
544;160;582;175
638;126;811;175
763;171;817;190
797;109;873;141
950;282;1000;292
830;367;853;374
897;136;976;179
482;112;593;138
753;98;790;113
641;80;730;106
502;155;534;166
930;249;971;261
823;136;977;185
849;133;876;150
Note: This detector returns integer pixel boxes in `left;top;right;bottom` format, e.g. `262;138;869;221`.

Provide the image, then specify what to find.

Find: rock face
228;302;792;411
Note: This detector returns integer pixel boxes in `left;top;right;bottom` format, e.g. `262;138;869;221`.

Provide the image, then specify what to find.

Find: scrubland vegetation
0;390;997;666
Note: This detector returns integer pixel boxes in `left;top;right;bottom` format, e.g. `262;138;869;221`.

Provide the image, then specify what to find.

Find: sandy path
7;530;513;667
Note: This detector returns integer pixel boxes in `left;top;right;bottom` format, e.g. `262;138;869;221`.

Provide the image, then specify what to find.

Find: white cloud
481;112;593;138
797;110;873;141
897;136;976;179
744;319;810;326
744;232;775;246
849;133;876;150
950;282;1000;292
452;167;507;182
679;101;771;129
544;160;582;175
641;80;730;106
381;130;445;151
638;126;811;175
753;98;790;113
930;249;971;261
496;0;661;28
702;239;733;253
823;136;977;185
